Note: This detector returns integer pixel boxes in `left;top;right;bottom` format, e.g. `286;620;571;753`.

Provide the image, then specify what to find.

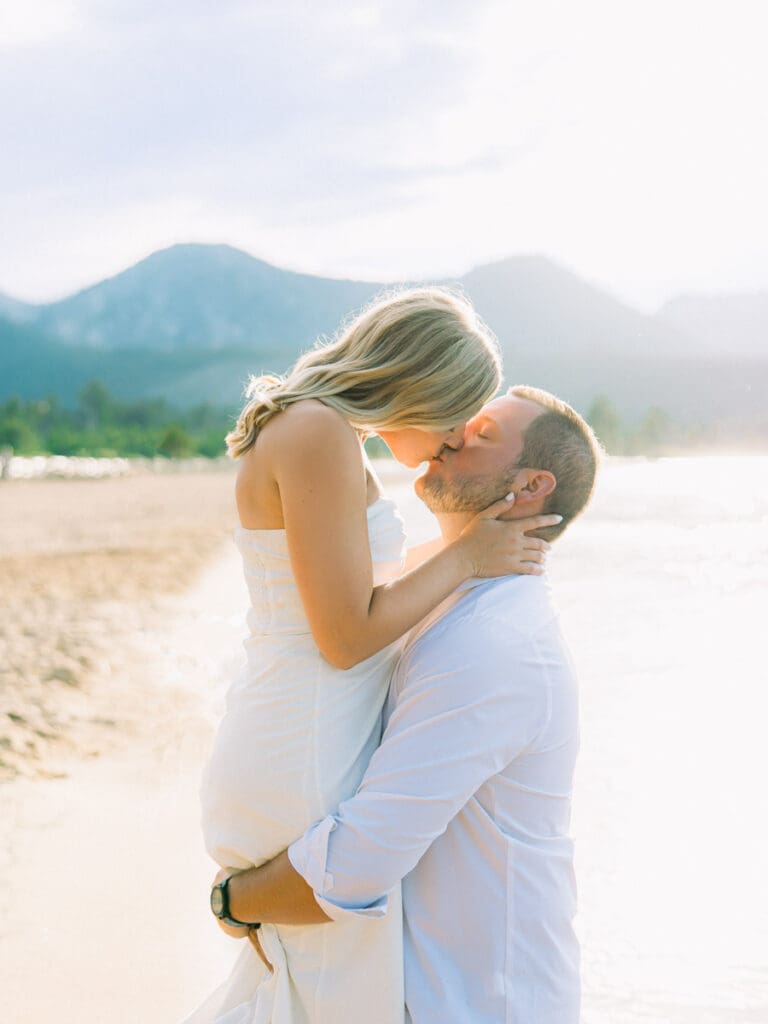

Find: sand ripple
0;468;238;779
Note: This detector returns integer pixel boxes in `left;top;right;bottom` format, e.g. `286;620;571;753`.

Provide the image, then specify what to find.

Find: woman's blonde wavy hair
226;286;502;458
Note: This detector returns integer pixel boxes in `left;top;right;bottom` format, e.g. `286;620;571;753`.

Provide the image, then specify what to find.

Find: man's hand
211;868;250;938
209;868;275;972
217;918;250;939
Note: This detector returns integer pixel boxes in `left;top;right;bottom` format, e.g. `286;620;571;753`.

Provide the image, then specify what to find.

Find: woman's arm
252;402;554;669
402;536;446;572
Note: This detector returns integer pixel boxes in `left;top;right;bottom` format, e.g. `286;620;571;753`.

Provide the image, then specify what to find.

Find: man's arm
225;613;548;924
226;851;331;926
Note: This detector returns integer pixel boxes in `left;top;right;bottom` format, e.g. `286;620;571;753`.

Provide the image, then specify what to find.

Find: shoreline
2;454;235;481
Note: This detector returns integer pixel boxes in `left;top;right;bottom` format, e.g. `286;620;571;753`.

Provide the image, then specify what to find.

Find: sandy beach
1;466;251;1021
0;467;238;781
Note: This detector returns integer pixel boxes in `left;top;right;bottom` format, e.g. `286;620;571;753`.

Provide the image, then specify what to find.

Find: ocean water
392;456;768;1023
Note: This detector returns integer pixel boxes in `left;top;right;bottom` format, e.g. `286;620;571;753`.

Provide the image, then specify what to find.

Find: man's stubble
417;465;518;514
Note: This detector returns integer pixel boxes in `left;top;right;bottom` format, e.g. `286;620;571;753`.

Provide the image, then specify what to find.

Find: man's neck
436;511;475;544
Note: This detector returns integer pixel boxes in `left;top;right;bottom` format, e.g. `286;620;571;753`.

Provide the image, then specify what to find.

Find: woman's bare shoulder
236;401;363;526
262;399;357;452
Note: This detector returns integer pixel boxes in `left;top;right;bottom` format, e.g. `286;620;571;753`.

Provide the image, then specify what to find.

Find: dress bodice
233;495;407;638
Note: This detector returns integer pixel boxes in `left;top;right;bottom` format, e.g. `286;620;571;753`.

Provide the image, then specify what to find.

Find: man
211;385;601;1022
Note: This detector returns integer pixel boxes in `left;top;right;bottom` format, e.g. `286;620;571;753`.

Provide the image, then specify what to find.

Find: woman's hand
457;495;563;577
248;927;275;974
213;919;274;974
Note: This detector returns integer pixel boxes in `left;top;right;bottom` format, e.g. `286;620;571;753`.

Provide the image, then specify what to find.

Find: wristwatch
210;875;260;929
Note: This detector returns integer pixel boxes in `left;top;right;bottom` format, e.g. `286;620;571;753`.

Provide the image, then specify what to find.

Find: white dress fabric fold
183;497;407;1024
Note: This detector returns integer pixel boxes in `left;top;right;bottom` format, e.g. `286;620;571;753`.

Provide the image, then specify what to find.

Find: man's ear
512;469;556;505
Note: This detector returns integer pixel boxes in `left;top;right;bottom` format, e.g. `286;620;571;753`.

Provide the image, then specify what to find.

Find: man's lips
430;444;455;463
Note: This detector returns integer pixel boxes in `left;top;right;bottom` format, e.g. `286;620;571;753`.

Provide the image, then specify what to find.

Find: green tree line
586;396;677;455
584;396;742;455
0;382;740;460
0;382;232;458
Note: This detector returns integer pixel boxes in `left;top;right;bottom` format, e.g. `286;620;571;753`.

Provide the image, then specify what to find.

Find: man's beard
418;468;515;513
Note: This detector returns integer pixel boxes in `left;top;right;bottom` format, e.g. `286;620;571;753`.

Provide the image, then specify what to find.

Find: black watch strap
211;875;260;929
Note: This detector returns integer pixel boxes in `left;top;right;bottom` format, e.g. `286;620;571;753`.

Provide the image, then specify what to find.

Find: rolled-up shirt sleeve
288;612;551;918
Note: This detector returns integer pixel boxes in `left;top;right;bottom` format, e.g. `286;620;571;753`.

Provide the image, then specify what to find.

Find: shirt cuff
287;816;389;923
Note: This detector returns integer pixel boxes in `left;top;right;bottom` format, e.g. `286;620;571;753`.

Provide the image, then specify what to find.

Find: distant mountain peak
463;252;565;276
141;241;269;265
31;243;380;352
0;290;37;322
461;252;627;304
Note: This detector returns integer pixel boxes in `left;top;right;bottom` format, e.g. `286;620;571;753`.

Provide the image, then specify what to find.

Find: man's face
415;394;544;512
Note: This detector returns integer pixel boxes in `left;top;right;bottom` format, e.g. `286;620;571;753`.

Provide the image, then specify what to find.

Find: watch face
210;885;224;916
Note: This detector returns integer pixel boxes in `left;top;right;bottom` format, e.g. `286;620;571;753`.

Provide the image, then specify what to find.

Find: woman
185;287;558;1023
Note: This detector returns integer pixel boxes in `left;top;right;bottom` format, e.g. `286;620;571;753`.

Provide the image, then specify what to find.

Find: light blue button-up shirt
289;574;581;1023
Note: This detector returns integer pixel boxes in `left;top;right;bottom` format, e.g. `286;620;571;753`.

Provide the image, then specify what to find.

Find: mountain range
1;243;766;427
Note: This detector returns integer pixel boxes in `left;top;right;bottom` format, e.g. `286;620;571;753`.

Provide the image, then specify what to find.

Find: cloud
0;2;494;203
1;0;767;305
0;1;517;297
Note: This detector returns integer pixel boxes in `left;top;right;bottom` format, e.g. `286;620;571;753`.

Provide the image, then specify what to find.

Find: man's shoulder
463;573;560;639
406;573;561;670
389;574;577;744
391;574;572;725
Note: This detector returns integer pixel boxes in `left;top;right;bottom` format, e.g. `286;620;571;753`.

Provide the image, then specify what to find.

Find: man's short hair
510;385;602;540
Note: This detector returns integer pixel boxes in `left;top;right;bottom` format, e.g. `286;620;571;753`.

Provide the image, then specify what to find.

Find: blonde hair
226;286;502;457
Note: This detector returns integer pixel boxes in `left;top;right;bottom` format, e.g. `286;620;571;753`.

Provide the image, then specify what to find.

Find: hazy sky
2;0;766;308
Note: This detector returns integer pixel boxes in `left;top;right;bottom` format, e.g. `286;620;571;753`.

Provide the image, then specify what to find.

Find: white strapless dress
183;497;407;1024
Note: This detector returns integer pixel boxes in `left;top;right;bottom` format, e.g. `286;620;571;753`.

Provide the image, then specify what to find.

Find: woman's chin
396;454;427;469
